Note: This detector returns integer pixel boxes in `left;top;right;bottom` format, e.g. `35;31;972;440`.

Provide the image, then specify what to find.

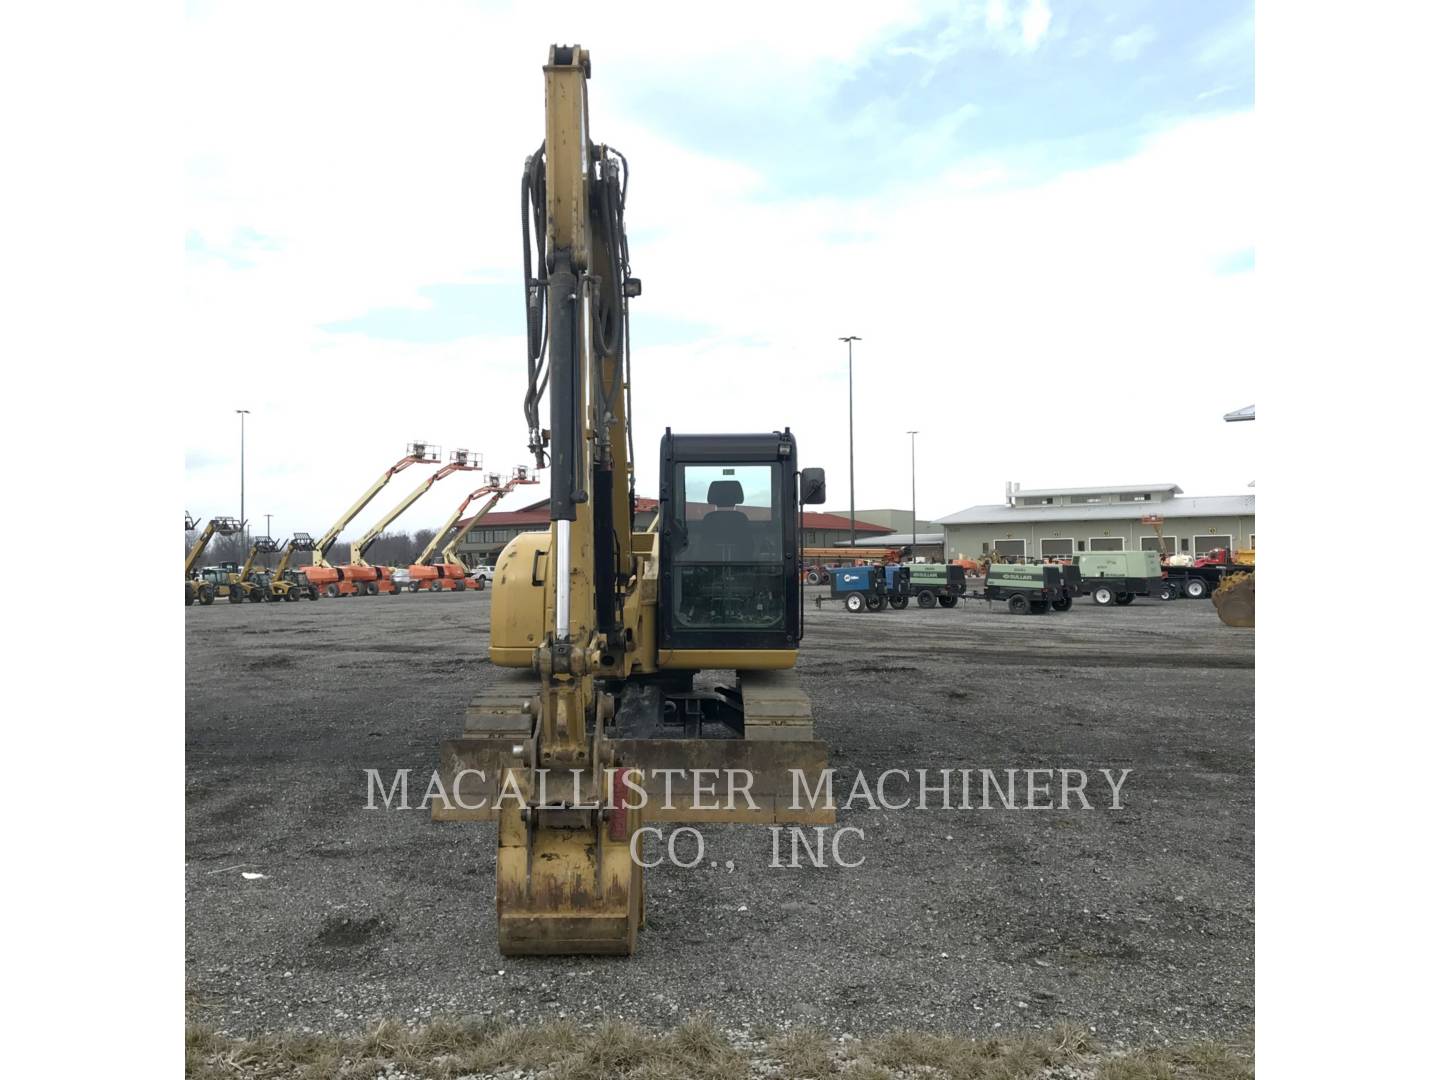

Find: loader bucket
1212;572;1255;628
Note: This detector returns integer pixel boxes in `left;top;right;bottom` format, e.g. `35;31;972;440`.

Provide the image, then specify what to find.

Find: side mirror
800;467;827;505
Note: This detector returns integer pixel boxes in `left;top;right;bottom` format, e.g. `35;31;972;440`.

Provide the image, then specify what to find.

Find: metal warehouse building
937;482;1255;562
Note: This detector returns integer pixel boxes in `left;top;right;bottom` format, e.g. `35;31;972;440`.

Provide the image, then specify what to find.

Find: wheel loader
433;45;832;956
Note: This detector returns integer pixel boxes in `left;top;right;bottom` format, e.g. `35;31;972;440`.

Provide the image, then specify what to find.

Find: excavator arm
348;450;482;565
312;442;439;566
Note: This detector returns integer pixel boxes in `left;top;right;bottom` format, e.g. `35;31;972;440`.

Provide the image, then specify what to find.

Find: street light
907;430;918;554
839;336;861;548
236;409;250;550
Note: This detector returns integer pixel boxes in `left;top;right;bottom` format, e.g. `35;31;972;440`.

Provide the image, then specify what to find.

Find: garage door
1040;538;1074;557
1140;535;1177;554
1194;534;1232;556
1089;537;1124;552
993;539;1026;558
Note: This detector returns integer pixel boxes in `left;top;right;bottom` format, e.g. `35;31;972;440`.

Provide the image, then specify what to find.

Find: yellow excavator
433;45;832;956
184;513;243;606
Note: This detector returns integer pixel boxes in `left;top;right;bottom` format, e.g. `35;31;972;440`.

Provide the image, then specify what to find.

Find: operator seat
699;479;754;561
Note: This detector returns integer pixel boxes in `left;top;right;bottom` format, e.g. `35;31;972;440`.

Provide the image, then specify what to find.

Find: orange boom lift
338;449;485;595
407;466;538;592
304;442;439;597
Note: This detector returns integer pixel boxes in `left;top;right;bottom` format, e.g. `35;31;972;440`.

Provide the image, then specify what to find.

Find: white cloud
1020;0;1054;51
185;3;1254;535
1111;25;1157;62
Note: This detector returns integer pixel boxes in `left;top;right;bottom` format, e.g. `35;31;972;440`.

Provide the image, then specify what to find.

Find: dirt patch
315;914;388;947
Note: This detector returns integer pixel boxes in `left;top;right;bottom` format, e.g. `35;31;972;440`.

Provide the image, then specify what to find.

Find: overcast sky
184;0;1255;542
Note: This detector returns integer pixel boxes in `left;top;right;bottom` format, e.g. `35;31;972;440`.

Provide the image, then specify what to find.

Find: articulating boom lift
336;449;484;596
304;442;439;596
434;45;831;955
409;466;538;592
184;514;243;606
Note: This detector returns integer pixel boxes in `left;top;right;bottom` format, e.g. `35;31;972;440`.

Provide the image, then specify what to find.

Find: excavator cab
658;430;824;655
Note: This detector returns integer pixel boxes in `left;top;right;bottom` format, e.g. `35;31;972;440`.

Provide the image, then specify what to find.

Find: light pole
907;430;918;554
236;409;250;550
265;512;272;539
839;336;861;549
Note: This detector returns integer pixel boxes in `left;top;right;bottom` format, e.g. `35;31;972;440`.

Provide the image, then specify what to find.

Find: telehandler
433;45;831;956
184;513;243;606
226;535;281;603
267;533;321;601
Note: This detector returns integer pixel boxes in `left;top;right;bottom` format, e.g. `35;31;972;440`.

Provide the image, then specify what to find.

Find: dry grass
185;1015;1252;1080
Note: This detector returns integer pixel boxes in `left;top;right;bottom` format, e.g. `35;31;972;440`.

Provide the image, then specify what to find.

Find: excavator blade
1212;572;1255;628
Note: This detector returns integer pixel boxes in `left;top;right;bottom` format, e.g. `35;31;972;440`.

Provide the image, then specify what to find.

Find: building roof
1013;483;1183;499
801;511;888;532
457;506;551;531
457;495;659;533
937;493;1255;526
836;532;945;547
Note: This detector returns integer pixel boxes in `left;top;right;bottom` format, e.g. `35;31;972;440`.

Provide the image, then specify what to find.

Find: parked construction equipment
408;467;538;592
982;563;1077;614
829;564;901;612
267;534;321;601
304;442;439;596
432;45;831;956
904;562;965;608
1078;550;1165;606
801;546;900;585
1161;547;1253;601
225;536;281;603
185;513;243;606
333;449;484;596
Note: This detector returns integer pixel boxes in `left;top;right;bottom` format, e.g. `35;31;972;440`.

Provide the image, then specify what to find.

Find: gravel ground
185;587;1253;1044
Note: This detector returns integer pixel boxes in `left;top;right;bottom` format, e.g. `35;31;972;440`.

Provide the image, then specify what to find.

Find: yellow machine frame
434;45;831;957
